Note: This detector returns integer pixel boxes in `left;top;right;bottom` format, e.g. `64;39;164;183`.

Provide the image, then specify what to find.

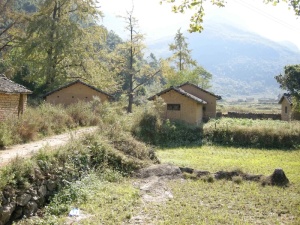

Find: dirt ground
0;126;98;167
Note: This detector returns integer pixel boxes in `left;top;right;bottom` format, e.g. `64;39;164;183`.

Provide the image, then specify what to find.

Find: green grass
18;173;140;225
143;180;299;225
157;146;300;183
203;118;300;149
217;102;281;114
17;145;300;225
152;146;300;225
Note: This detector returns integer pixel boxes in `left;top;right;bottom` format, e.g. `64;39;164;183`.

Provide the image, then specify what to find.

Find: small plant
232;176;243;184
201;175;215;183
98;168;124;183
182;172;197;180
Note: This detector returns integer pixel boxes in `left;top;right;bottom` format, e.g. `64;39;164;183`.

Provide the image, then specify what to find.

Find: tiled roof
43;80;114;99
0;74;32;94
278;93;292;105
148;86;207;104
177;82;222;100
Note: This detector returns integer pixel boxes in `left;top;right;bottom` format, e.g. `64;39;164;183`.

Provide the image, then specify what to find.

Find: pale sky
99;0;300;50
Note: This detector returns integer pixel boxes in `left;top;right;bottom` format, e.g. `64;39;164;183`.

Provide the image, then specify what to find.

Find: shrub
133;116;202;147
66;101;100;126
203;118;300;149
0;122;13;148
0;100;109;147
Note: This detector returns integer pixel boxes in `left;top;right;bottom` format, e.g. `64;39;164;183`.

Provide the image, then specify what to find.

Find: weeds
0;100;105;147
132;101;202;147
204;118;300;149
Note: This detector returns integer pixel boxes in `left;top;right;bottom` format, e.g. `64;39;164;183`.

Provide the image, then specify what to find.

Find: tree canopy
10;0;117;94
164;29;212;88
276;65;300;101
112;10;161;112
161;0;300;32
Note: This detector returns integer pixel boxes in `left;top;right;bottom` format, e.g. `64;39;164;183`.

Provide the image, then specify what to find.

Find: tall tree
161;0;300;32
115;10;160;113
165;29;212;88
12;0;117;94
0;0;36;52
275;65;300;101
169;29;196;71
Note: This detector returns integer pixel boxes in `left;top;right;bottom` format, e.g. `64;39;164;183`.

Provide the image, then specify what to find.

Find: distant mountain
148;22;300;100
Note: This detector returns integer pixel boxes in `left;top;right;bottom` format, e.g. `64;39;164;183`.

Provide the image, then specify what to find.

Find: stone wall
217;112;281;120
0;169;61;225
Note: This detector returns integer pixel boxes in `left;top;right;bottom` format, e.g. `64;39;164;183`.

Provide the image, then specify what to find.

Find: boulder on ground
135;164;181;178
270;168;289;186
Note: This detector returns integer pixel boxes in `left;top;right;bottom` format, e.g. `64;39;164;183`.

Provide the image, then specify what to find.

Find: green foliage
0;122;14;147
275;64;300;101
132;104;202;147
165;66;212;88
0;103;157;189
161;0;226;32
156;146;300;224
66;101;100;126
0;157;34;189
10;0;117;95
0;101;105;147
164;29;212;88
169;28;196;71
203;118;300;149
113;10;161;113
0;0;32;54
161;0;299;32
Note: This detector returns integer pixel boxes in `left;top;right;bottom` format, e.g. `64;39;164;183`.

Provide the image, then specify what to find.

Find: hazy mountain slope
148;22;300;99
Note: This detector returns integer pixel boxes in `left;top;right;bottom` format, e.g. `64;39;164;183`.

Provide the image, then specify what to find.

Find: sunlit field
150;146;300;225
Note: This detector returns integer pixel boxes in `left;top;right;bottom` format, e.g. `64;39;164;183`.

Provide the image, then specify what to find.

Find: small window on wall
167;104;181;111
285;106;288;114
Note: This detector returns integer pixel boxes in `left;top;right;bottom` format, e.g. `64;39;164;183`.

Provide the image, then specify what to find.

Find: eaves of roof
278;93;292;105
43;80;114;100
148;86;207;104
0;74;32;94
177;82;222;100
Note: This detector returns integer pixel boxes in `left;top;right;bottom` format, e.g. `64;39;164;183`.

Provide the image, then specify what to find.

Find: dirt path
0;126;98;167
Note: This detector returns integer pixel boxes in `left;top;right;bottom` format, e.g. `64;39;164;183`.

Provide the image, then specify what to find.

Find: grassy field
19;145;300;225
150;146;300;225
217;101;281;114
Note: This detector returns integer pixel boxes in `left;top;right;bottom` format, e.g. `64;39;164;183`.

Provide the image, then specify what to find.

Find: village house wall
280;98;292;121
179;84;217;119
0;93;27;121
159;90;203;125
45;82;110;105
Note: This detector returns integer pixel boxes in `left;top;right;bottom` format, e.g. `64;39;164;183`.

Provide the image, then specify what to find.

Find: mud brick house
278;93;300;121
43;80;113;106
178;82;221;120
148;83;221;125
0;74;32;121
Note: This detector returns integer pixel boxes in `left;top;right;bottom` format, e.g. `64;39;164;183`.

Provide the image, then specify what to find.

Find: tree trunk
127;14;134;113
